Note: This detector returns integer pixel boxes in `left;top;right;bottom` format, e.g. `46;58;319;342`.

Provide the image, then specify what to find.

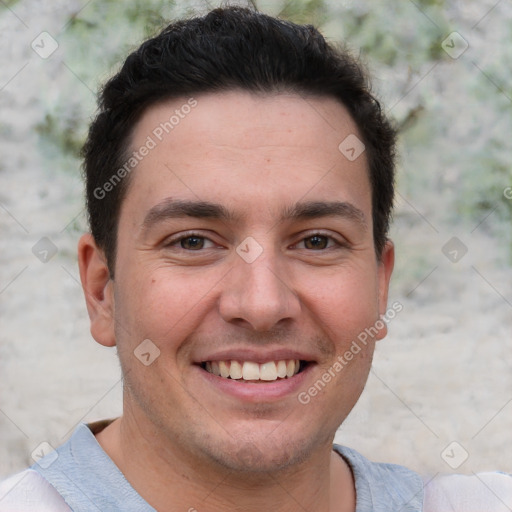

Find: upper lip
194;348;317;364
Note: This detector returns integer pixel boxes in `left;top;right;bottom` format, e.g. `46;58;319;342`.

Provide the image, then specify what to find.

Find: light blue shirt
30;423;424;511
1;423;511;511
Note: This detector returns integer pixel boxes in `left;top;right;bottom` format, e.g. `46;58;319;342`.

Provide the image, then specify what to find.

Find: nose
218;250;301;332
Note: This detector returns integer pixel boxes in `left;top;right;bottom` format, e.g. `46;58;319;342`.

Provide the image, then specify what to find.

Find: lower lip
194;364;314;402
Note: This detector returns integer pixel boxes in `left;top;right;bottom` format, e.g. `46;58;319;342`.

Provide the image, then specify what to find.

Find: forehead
121;91;371;224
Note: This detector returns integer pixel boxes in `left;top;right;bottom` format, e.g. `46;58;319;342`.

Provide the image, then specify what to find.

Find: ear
375;239;395;341
77;233;116;347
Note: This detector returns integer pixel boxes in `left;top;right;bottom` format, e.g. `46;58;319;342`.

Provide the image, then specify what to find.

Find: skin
78;91;394;512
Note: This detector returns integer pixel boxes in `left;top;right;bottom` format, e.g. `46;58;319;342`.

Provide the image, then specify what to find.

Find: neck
96;412;356;512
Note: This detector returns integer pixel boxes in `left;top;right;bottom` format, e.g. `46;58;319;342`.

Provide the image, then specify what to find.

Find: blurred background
1;0;511;478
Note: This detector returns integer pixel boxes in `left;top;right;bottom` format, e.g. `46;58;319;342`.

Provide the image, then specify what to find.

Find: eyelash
165;231;346;251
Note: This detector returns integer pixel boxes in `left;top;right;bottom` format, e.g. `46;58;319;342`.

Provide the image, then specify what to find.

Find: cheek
297;264;380;335
114;265;220;351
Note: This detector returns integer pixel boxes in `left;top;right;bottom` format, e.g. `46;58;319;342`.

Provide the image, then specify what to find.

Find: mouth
199;359;310;383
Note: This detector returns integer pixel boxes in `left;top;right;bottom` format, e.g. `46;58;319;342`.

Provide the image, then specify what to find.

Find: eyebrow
141;198;367;230
279;201;367;228
142;198;240;229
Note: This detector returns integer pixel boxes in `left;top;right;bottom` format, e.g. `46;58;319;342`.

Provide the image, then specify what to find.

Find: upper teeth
204;360;300;381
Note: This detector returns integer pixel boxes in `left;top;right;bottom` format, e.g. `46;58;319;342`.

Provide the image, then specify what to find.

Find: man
1;6;511;511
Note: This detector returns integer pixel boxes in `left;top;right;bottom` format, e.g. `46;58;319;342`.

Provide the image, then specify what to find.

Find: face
80;91;394;473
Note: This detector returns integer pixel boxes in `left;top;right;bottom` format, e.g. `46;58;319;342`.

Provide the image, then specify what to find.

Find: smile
201;359;306;382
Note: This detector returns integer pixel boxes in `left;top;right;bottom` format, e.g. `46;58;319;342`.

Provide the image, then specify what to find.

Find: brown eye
180;236;205;250
303;235;329;250
165;232;218;252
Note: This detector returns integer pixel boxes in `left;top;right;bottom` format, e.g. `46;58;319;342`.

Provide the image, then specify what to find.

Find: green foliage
275;0;329;25
36;112;84;157
30;0;512;258
0;0;21;8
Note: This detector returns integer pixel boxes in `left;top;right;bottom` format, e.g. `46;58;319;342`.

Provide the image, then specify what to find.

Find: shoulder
0;469;71;512
423;472;512;512
334;444;512;511
333;444;424;511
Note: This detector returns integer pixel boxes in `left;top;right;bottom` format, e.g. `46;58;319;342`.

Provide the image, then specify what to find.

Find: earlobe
376;240;395;340
77;233;116;347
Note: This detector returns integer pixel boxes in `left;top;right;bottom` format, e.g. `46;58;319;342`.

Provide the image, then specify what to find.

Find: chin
197;425;327;475
212;442;302;474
